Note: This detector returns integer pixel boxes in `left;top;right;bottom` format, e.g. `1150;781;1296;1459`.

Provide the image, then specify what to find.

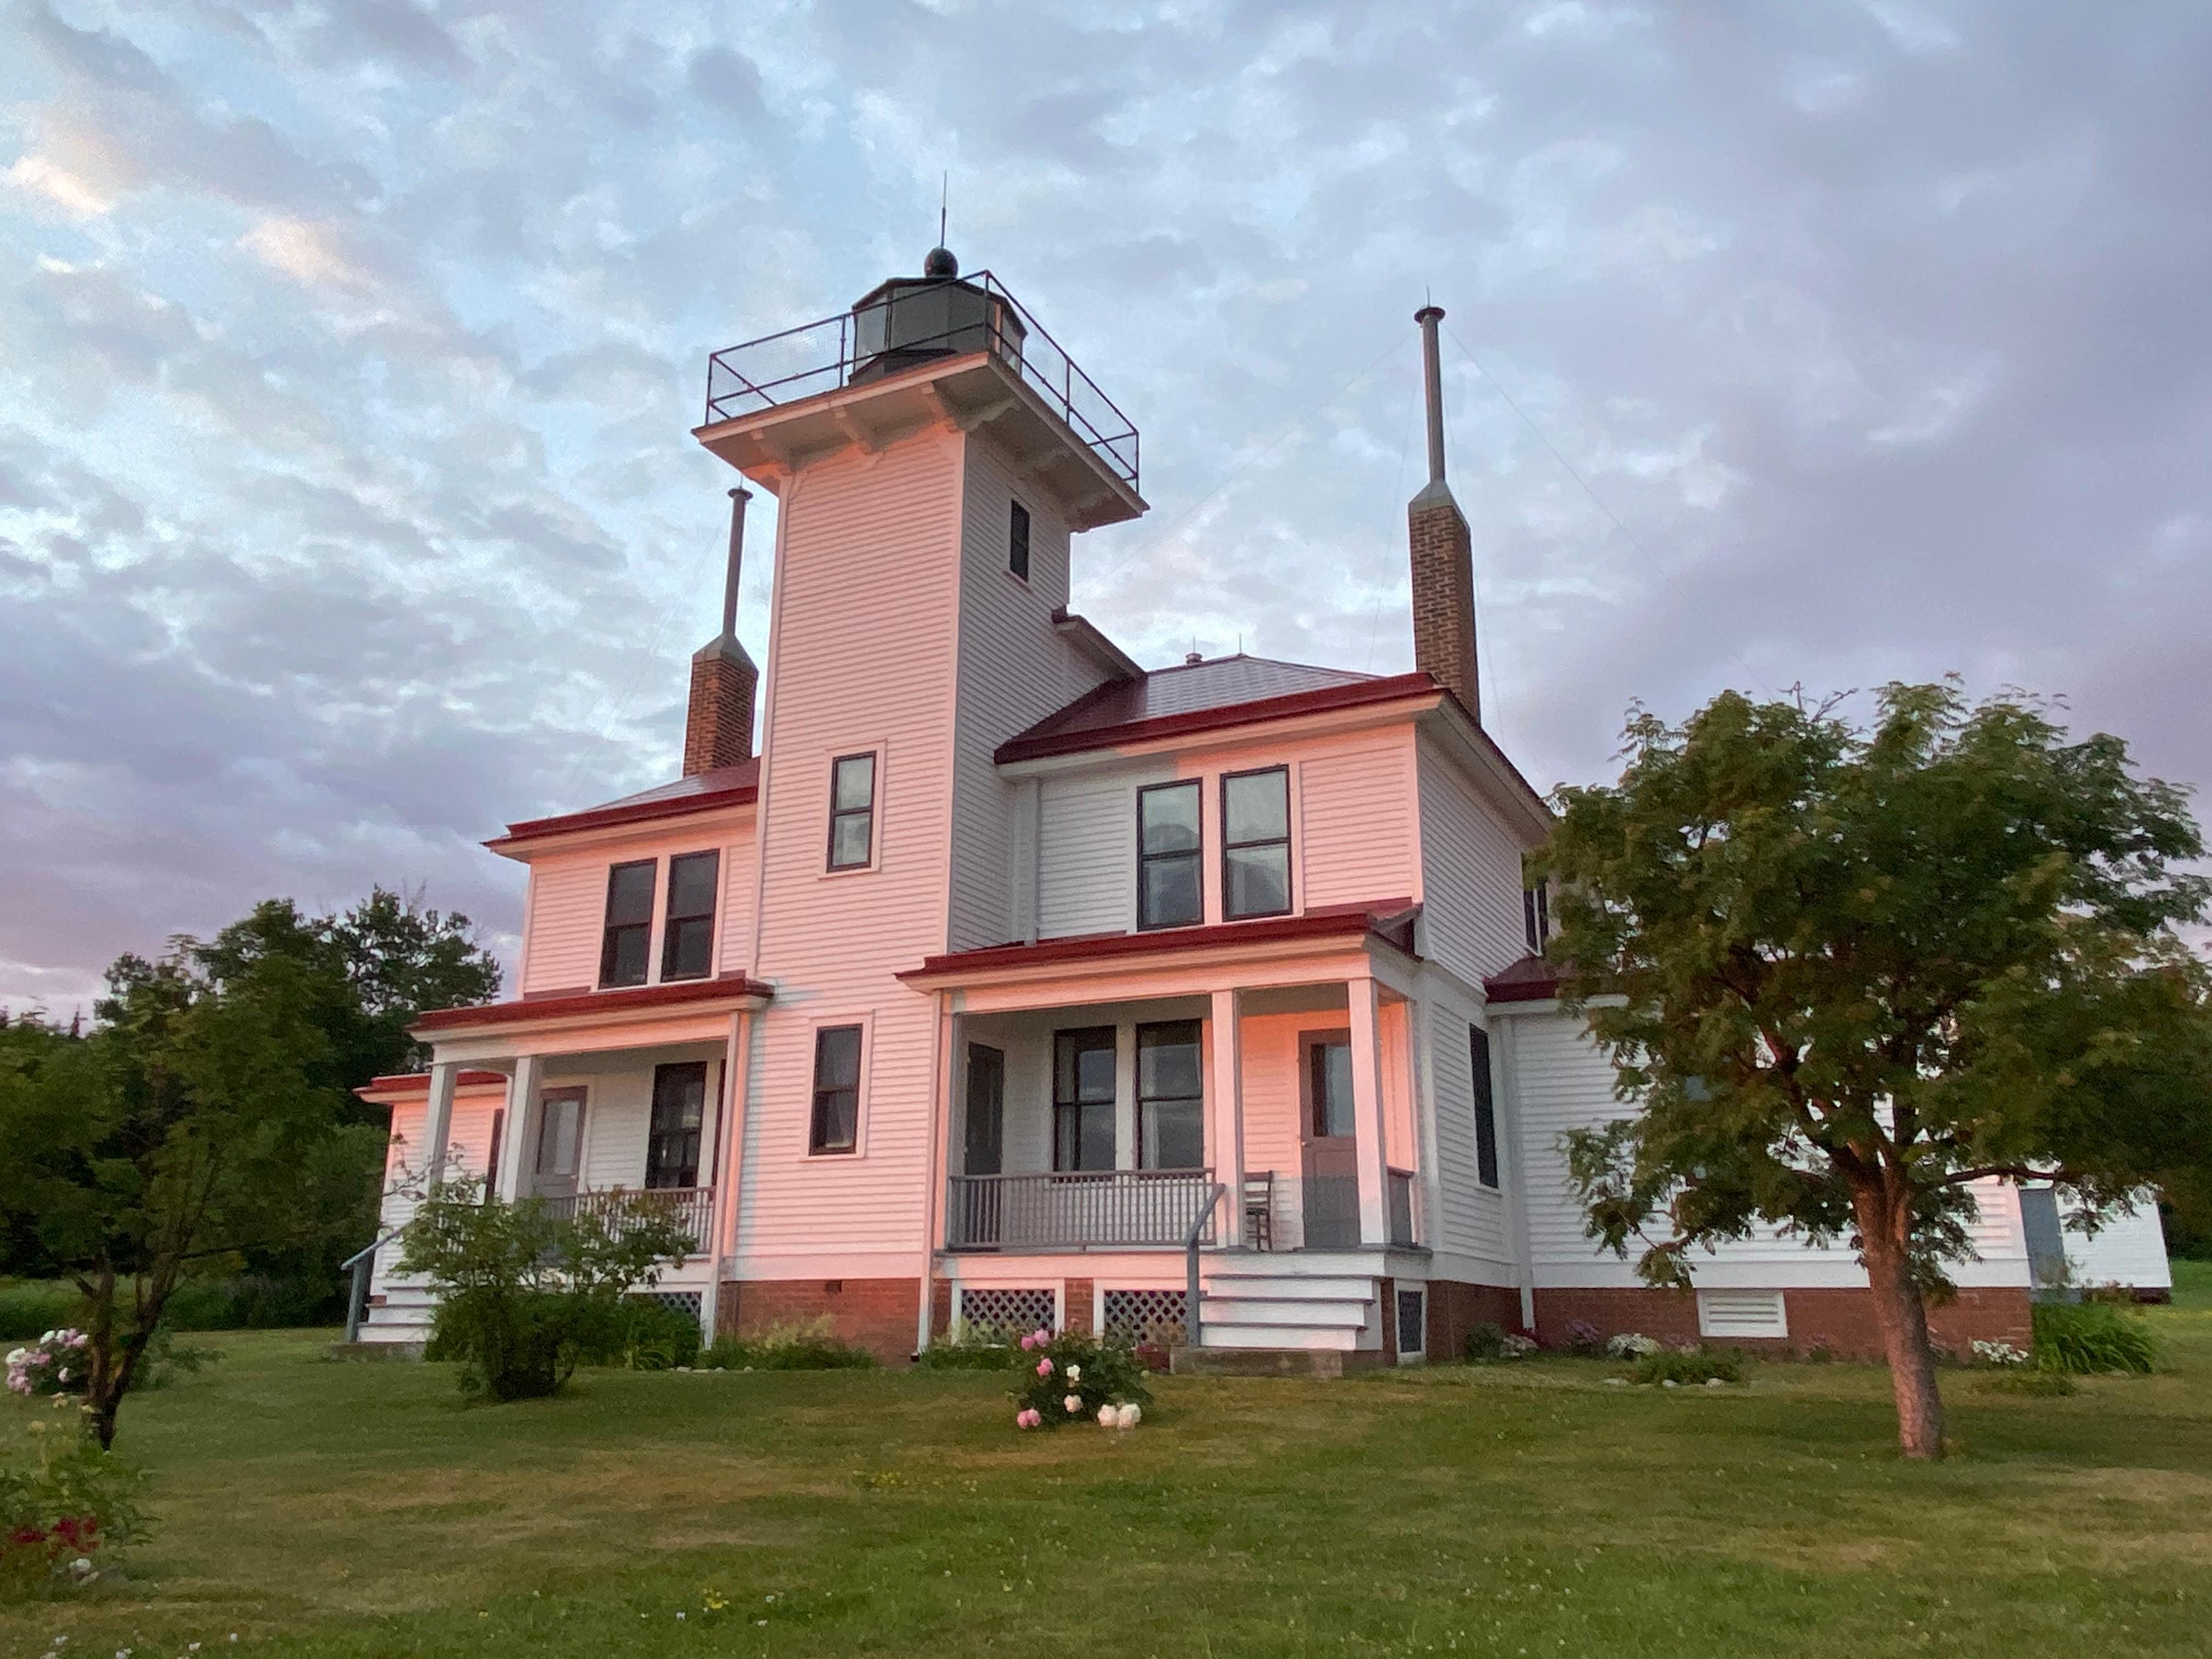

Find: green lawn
7;1276;2212;1658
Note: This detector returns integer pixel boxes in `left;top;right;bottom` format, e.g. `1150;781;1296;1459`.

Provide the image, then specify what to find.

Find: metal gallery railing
703;270;1139;490
946;1169;1220;1251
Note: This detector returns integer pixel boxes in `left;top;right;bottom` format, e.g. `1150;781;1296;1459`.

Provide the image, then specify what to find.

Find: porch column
1347;975;1391;1246
1208;989;1245;1246
917;995;958;1354
495;1054;541;1201
421;1059;459;1191
703;1009;750;1344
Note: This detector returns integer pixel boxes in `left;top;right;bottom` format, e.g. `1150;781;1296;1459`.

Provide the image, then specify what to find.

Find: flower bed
1010;1329;1151;1431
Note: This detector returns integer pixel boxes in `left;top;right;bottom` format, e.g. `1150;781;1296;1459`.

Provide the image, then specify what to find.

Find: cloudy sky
3;1;2208;1014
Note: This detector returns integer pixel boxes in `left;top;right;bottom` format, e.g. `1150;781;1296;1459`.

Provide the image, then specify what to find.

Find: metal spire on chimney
721;486;751;642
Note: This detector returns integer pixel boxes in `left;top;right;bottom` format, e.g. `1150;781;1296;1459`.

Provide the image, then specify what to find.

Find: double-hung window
828;753;877;870
1136;1020;1204;1170
1052;1026;1117;1171
645;1061;708;1188
1221;766;1291;919
1136;780;1202;929
809;1026;863;1154
1469;1026;1499;1189
661;851;719;981
1522;878;1550;957
599;860;656;988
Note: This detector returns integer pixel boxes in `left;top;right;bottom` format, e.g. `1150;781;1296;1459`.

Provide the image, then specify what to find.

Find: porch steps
1197;1265;1379;1353
356;1279;438;1345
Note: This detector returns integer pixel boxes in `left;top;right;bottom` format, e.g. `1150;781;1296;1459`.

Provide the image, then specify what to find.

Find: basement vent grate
960;1287;1056;1340
1396;1288;1427;1356
1103;1289;1187;1347
1697;1289;1788;1340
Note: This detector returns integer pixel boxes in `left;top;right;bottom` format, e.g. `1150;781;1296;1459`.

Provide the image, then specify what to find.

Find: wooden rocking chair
1242;1170;1276;1251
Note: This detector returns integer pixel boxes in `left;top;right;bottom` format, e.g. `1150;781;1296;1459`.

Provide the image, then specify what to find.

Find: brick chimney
1408;304;1479;725
682;488;759;775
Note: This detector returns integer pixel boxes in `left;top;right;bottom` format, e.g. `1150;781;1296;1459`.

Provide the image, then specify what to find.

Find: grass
2;1277;2208;1658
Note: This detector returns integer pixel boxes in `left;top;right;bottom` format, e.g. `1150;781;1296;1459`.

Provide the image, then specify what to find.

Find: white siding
1423;995;1509;1262
1037;761;1169;938
522;862;603;993
2068;1202;2173;1291
1416;737;1533;986
718;830;758;974
1299;742;1418;910
947;436;1114;951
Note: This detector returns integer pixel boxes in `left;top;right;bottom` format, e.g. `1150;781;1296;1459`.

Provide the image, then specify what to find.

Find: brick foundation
716;1277;921;1363
1424;1279;1526;1360
1531;1284;2033;1360
1063;1278;1096;1334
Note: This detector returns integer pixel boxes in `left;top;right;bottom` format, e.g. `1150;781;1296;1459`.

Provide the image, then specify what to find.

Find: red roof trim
488;778;758;850
900;900;1419;981
360;1069;509;1093
411;973;772;1034
1483;956;1562;1003
995;673;1440;764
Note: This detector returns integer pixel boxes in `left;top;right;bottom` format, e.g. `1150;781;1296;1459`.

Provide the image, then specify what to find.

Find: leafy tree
1538;682;2212;1458
398;1184;697;1401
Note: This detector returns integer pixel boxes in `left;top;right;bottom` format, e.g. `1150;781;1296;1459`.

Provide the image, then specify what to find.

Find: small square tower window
1008;499;1031;581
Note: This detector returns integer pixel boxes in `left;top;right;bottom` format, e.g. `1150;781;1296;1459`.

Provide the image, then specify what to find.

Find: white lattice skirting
960;1287;1056;1339
1103;1288;1188;1346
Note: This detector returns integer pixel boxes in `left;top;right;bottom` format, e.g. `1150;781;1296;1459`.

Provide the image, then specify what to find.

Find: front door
964;1045;1005;1175
960;1045;1006;1249
532;1088;586;1201
1301;1032;1360;1248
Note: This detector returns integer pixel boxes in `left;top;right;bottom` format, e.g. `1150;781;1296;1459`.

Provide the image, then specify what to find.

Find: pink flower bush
1014;1408;1042;1429
1006;1328;1152;1434
5;1330;89;1398
1035;1357;1053;1376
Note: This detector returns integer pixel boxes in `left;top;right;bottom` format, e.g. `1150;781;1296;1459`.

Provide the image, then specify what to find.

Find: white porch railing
544;1186;714;1255
946;1170;1220;1251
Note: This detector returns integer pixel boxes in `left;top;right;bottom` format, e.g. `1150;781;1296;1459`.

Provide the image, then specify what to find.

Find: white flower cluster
5;1329;90;1397
1094;1402;1142;1430
1605;1333;1662;1359
1498;1334;1538;1358
1972;1339;2030;1368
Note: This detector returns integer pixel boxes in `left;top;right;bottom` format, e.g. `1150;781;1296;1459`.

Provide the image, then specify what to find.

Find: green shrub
161;1274;339;1331
574;1297;702;1371
1011;1328;1150;1429
702;1319;877;1372
1464;1322;1506;1361
917;1332;1015;1370
400;1186;697;1402
0;1284;82;1342
0;1421;147;1600
1630;1345;1745;1385
2033;1300;2158;1375
1977;1367;2078;1397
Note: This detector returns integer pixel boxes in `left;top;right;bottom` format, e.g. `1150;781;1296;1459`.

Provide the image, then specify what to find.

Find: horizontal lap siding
1238;1012;1311;1248
718;831;758;972
950;438;1108;952
740;430;963;1273
577;1069;651;1192
1038;765;1163;938
1415;740;1532;987
1299;740;1418;910
523;861;603;993
1425;998;1506;1261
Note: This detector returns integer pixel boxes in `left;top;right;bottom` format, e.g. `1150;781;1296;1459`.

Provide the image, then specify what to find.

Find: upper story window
1136;1020;1204;1170
809;1025;863;1155
599;860;656;988
661;851;720;981
1221;766;1291;919
1052;1026;1117;1171
1008;499;1031;582
828;753;877;870
1522;878;1551;956
1136;780;1202;929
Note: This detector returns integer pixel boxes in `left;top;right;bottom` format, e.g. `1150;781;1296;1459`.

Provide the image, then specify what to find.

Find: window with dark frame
661;850;720;981
1522;878;1550;956
1008;499;1031;581
1052;1026;1117;1171
1308;1036;1355;1138
1221;765;1291;919
598;859;657;988
1136;1020;1205;1170
809;1026;863;1154
827;753;877;870
645;1061;708;1188
1469;1025;1499;1189
1136;780;1202;929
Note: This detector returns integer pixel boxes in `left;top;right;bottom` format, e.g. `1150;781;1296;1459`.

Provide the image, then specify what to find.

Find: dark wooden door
1301;1034;1360;1248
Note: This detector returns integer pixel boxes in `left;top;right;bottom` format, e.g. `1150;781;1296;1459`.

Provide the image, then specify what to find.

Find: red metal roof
411;973;772;1035
998;661;1435;763
488;759;759;851
900;899;1420;982
359;1069;509;1094
1483;955;1562;1003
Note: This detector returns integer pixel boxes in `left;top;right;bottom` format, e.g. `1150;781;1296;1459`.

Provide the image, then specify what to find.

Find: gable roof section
487;758;759;853
1483;954;1563;1003
997;655;1420;764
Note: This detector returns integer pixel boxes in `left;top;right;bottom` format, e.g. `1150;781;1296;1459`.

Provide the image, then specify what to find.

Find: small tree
1540;682;2212;1458
398;1187;696;1401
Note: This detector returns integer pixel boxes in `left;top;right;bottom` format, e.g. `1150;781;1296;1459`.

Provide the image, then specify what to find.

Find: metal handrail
1184;1182;1228;1352
703;270;1141;490
340;1223;409;1343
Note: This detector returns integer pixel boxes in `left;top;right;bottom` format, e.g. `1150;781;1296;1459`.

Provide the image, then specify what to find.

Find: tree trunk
1853;1181;1945;1459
